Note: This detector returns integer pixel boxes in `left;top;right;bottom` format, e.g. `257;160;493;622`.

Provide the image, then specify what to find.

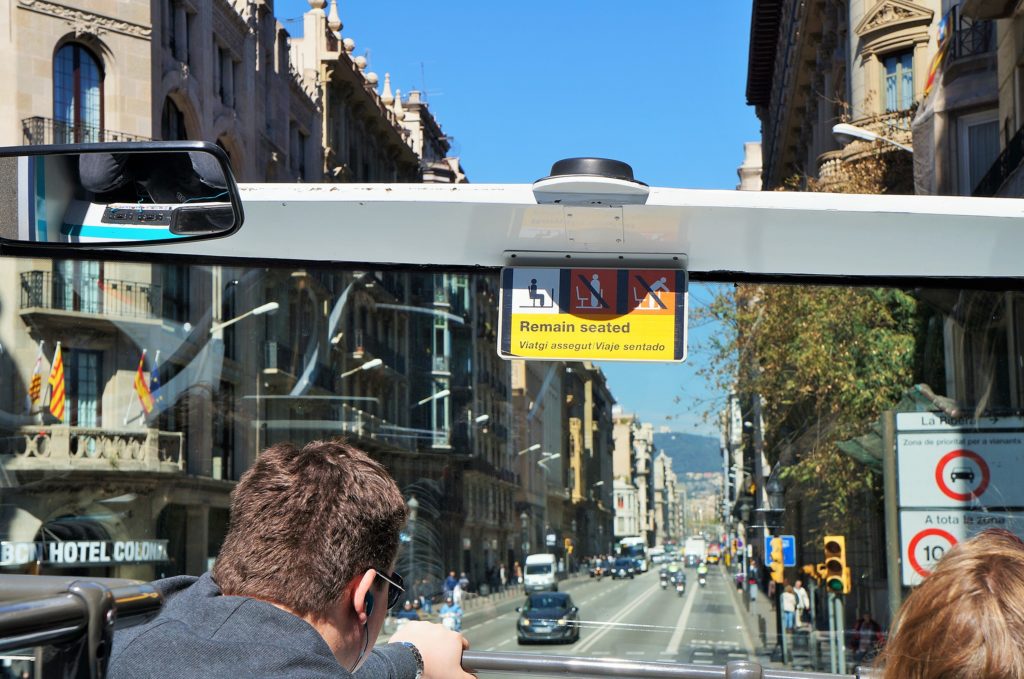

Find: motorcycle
440;610;463;632
698;575;707;588
676;580;685;597
660;576;668;590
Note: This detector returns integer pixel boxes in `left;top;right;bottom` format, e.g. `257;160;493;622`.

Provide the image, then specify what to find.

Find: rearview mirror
0;141;243;247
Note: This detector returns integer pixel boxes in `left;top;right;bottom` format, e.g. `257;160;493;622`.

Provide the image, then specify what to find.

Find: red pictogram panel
934;449;990;501
569;269;617;314
907;528;958;578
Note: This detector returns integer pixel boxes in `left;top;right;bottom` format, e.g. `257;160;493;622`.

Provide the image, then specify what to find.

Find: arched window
53;43;103;143
161;97;187;140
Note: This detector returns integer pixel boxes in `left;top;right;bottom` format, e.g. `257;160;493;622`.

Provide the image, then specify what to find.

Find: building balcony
19;271;163;332
974;122;1024;197
847;111;915;152
949;7;993;61
21;116;150;145
1;426;184;473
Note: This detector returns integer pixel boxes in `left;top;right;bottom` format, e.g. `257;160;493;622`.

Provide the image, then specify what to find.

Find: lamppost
340;357;382;379
407;495;419;603
520;510;529;572
832;123;913;153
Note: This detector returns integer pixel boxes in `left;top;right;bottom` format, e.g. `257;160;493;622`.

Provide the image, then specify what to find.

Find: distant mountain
653;432;721;474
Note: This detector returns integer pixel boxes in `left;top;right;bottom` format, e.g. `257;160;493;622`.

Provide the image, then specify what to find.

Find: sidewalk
725;573;819;671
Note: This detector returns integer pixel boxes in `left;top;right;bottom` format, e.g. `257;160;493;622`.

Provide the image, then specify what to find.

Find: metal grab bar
0;580;162;678
462;651;867;679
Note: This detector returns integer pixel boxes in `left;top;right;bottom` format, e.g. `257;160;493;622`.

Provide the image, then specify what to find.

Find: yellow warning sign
498;267;687;362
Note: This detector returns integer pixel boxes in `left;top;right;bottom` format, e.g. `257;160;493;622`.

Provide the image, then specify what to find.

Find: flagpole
124;349;146;426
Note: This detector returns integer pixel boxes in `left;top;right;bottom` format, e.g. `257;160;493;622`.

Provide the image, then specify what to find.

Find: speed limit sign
899;510;1024;585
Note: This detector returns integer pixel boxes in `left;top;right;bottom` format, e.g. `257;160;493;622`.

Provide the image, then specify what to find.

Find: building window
68;349;102;427
216;47;236;108
53;43;103;143
883;51;914;112
958;110;1000;194
54;260;102;314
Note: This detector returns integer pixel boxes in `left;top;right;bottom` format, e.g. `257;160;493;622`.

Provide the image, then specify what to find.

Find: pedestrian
514;561;523;585
395;601;419;621
443;570;458;599
452;582;464;607
108;440;471;679
458;571;470;593
794;579;811;628
767;579;777;610
782;585;797;631
850;612;883;663
499;564;507;592
874;528;1024;678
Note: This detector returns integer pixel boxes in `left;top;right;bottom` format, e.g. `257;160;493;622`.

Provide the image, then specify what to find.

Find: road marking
726;577;758;655
626;651;645;656
664;581;699;655
496;639;511;648
573;581;660;654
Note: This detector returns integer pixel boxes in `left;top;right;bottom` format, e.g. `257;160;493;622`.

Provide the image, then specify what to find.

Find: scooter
660;573;669;589
676;580;685;597
698;575;707;588
441;610;463;632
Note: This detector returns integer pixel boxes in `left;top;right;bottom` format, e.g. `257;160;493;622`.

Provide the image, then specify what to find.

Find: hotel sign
0;540;170;566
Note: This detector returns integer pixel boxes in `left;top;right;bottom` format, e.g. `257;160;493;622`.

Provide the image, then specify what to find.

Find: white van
523;553;558;592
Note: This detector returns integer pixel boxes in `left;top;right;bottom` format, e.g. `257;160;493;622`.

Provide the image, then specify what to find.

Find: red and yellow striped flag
47;342;65;422
28;341;44;406
134;350;154;415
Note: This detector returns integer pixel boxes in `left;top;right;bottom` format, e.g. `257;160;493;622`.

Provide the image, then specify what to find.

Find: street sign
497;267;688;362
899;509;1024;585
545;533;557;547
763;534;797;567
896;414;1024;508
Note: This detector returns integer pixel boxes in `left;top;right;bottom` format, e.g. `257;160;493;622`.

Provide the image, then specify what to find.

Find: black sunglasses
376;570;405;609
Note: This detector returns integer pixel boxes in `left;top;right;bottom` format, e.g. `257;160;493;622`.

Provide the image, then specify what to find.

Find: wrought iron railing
974;122;1024;196
19;271;163;320
950;6;994;60
21;116;150;145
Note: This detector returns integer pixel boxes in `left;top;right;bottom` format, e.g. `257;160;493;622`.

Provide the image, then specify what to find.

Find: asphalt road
459;565;756;675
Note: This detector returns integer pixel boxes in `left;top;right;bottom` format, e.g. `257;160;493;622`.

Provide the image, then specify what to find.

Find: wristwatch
397;641;424;679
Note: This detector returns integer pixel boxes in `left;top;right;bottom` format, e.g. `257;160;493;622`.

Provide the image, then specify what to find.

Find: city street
449;566;755;671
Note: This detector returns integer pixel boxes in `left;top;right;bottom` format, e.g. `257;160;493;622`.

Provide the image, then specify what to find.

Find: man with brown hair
110;440;472;679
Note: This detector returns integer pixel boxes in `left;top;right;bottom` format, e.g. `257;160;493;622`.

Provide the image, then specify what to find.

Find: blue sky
279;1;758;436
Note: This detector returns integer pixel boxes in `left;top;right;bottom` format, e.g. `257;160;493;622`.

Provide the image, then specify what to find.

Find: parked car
517;592;580;644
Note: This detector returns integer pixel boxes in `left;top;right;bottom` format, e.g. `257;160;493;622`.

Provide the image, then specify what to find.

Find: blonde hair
876;529;1024;679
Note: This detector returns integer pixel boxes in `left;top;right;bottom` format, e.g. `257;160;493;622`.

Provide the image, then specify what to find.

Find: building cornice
17;0;151;39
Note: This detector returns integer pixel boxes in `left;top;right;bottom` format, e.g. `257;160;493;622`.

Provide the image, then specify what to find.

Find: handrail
0;580;162;677
462;651;872;679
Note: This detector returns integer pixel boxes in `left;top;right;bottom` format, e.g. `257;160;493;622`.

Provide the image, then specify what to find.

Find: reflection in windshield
1;254;1021;670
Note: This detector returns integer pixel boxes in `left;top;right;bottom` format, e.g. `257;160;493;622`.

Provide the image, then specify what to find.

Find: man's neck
269;601;357;668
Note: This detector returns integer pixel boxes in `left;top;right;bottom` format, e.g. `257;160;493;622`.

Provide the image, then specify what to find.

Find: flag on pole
134;350;154;415
47;342;65;422
27;340;44;409
149;350;162;406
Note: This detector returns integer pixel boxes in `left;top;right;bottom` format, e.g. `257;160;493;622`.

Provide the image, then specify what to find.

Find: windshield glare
1;253;1019;672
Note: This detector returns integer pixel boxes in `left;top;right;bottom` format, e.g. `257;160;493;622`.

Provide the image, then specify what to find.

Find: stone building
0;0;476;587
747;0;944;191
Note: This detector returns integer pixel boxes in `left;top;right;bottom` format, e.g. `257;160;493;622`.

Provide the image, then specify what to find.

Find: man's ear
350;569;378;624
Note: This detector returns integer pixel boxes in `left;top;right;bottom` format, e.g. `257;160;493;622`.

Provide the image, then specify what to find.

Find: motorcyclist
697;561;709;578
395;601;420;621
439;596;463;632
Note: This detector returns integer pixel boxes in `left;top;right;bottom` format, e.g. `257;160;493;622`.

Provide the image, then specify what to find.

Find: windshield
527;594;568;610
1;252;1021;673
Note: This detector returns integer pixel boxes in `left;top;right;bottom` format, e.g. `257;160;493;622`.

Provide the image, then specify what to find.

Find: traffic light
823;535;851;594
769;536;785;583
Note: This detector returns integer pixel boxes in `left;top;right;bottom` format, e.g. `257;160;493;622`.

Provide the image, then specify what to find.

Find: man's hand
389;621;474;679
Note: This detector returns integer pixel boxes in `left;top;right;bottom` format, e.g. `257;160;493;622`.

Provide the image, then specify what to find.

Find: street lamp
415;388;450;406
209;302;279;335
407;495;419;600
516;443;541;456
832;122;913;153
520;511;530;570
340;357;383;379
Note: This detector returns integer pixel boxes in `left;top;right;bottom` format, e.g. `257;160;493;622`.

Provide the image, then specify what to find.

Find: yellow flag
47;342;65;421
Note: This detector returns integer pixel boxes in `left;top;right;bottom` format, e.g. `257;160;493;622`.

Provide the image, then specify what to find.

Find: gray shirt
109;572;419;679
